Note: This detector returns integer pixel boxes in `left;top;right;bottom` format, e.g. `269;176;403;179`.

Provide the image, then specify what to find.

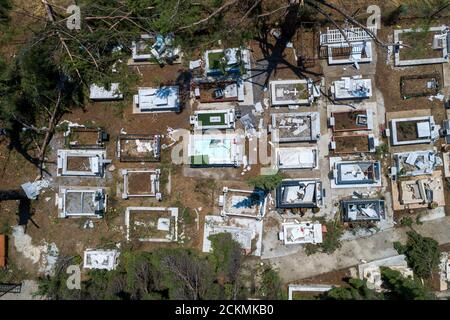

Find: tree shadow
251;4;324;87
7;121;52;176
17;198;39;230
176;70;193;113
8;122;40;166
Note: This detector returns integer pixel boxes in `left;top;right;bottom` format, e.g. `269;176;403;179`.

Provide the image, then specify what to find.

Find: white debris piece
254;102;263;113
242;155;248;167
135;139;154;153
83;249;119;271
83;220;94;229
189;59;202;69
157;218;171;231
21;179;51;200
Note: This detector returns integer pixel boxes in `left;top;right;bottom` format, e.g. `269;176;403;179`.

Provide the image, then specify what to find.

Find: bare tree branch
177;0;239;31
40;0;83;81
306;0;351;45
37;89;61;177
257;5;290;18
313;0;392;47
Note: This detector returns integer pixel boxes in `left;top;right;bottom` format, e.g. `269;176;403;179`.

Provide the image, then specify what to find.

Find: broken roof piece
280;221;323;245
83;249;119;271
341;199;385;222
271;112;320;143
276;179;323;208
394;150;442;177
332;77;372;100
21;179;50;200
133;86;180;113
330;157;381;189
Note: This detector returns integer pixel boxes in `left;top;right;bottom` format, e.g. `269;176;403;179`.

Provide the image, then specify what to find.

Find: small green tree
247;173;284;191
380;267;436;300
304;243;319;256
303;218;343;255
400;217;413;227
259;266;285;300
394;231;441;279
320;219;343;254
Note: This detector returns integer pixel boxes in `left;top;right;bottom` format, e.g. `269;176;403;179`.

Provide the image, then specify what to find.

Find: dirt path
266;216;450;283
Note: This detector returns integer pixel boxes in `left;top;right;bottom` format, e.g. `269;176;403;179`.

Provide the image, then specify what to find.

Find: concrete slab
444;62;450;88
419;207;446;222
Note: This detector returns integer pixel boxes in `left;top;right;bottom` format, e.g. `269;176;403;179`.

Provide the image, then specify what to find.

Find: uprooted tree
2;0;448;175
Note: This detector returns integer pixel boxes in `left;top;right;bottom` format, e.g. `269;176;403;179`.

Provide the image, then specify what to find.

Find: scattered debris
83;220;95;229
21;179;51;200
12;226;59;276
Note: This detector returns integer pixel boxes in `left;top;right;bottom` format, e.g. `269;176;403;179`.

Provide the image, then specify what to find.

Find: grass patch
197;113;226;126
399;23;443;60
207;51;225;70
